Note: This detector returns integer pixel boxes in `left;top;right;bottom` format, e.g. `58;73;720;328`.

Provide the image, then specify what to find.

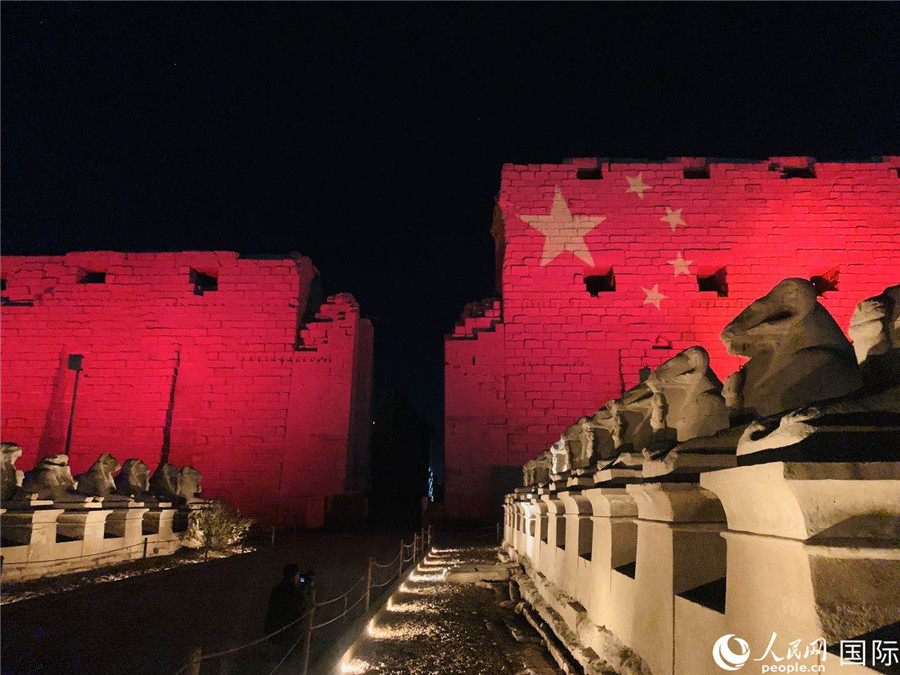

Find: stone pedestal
0;508;64;554
626;482;728;675
540;494;566;590
580;487;638;632
56;510;113;555
702;462;900;675
143;508;177;539
557;491;592;600
104;504;150;540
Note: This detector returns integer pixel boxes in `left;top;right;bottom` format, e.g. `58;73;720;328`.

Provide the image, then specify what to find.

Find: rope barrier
173;607;314;674
263;620;308;675
2;539;160;566
371;550;402;568
314;570;368;608
173;529;426;675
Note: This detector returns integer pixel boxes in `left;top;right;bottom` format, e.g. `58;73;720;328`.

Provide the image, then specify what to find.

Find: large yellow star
641;284;668;310
668;251;693;277
625;173;651;199
519;187;606;266
661;207;686;231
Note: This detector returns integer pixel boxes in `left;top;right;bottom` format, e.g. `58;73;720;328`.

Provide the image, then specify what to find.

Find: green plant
186;500;254;550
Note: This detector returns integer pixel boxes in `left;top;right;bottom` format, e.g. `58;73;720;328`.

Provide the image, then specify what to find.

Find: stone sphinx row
1;446;203;507
523;279;900;487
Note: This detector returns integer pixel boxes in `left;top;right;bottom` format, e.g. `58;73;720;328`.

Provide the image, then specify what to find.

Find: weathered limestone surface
720;278;862;417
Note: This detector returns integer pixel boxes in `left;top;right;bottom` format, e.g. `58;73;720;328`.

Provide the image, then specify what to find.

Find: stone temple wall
445;156;900;519
0;251;374;525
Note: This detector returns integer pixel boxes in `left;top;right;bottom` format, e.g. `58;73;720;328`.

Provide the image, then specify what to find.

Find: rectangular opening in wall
576;167;603;180
781;166;816;179
528;518;536;537
540;515;549;543
578;516;593;560
585;267;615;296
78;270;106;284
104;517;125;539
683;166;710;179
810;267;840;296
556;515;567;549
614;561;637;579
190;268;218;295
0;278;6;292
697;267;728;297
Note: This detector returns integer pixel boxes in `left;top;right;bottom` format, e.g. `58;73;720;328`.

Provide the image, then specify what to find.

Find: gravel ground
1;529;412;675
344;544;562;675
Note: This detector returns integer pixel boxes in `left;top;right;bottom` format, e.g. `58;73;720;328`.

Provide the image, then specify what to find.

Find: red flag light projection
0;251;374;526
444;156;900;519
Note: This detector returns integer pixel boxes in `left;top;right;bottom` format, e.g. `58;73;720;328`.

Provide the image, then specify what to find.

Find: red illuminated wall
445;156;900;519
0;251;373;525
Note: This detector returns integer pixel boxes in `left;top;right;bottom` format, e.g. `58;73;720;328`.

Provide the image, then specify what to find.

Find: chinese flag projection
0;251;373;526
444;157;900;519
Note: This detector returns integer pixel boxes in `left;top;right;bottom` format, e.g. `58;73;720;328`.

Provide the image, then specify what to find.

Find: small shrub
185;500;254;550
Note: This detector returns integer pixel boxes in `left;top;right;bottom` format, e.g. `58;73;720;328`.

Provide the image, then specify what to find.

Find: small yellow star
661;207;686;231
625;173;651;200
668;252;693;277
519;187;606;266
641;284;668;310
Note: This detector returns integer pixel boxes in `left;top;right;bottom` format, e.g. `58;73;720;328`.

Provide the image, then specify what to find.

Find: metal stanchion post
365;558;373;612
496;522;501;544
143;537;148;559
300;587;316;675
398;539;404;578
343;593;348;622
188;647;202;675
420;528;425;560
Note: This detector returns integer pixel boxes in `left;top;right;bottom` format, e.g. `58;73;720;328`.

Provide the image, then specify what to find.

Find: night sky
3;3;900;467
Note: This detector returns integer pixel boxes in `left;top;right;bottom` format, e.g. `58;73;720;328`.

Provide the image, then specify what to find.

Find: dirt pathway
343;545;561;675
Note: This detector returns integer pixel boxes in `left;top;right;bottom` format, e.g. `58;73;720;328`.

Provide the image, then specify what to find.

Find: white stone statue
114;459;151;498
644;347;729;442
610;401;628;450
849;284;900;388
549;438;571;475
21;454;77;500
589;402;623;461
523;450;551;486
560;422;588;469
75;453;121;496
1;442;24;501
720;278;862;416
149;462;181;502
149;462;203;505
178;466;203;504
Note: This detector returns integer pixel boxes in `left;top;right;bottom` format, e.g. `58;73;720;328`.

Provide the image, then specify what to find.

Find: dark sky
3;3;899;468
